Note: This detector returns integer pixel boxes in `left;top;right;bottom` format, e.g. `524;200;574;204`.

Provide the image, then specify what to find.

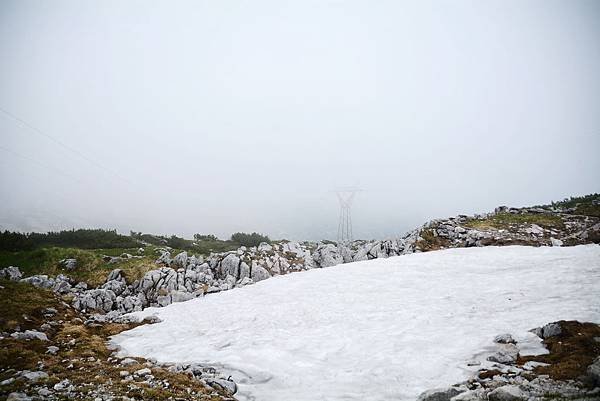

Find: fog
1;0;599;241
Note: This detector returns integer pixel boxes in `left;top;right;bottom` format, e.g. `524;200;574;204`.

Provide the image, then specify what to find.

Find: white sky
1;0;599;240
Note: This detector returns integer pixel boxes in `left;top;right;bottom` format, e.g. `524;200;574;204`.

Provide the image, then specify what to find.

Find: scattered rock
0;266;22;281
487;385;525;401
59;258;77;271
1;378;15;386
540;322;562;338
53;379;71;391
120;358;138;366
206;378;237;395
417;386;464;401
7;393;32;401
20;370;49;382
11;330;48;341
37;388;52;397
46;346;59;355
494;333;516;344
487;344;518;364
588;356;600;385
134;367;151;377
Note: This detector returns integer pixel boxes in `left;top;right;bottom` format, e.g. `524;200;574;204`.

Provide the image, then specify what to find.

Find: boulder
157;290;195;307
106;269;125;283
312;244;343;268
250;261;271;282
494;333;516;344
11;330;48;341
257;242;272;252
134;367;151;377
47;346;59;355
218;254;240;279
0;266;22;281
59;258;77;271
102;279;127;296
487;344;518;364
238;261;250;280
541;322;562;338
20;371;49;382
20;275;54;288
156;250;172;265
550;237;563;247
172;251;189;269
7;393;32;401
417;386;465;401
487;385;526;401
206;378;237;395
451;389;485;401
72;289;116;312
587;356;600;385
238;277;253;286
52;279;72;294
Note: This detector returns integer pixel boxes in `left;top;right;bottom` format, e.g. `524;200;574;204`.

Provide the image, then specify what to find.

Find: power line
0;145;83;184
0;106;132;185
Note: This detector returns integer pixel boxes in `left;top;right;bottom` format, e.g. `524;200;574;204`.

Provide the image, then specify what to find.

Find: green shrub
0;229;140;252
230;232;270;247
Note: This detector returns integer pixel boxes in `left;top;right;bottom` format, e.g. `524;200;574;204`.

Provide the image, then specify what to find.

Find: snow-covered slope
112;245;600;401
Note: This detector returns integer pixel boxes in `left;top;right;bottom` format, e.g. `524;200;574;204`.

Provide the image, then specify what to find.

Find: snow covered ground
112;245;600;401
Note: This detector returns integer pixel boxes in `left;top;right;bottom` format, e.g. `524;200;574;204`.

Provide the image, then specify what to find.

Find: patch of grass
0;281;228;400
573;204;600;218
415;229;451;251
518;321;600;384
0;247;158;286
0;280;59;332
464;212;565;230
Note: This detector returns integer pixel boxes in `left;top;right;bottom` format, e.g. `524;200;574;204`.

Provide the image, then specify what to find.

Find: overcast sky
1;0;599;241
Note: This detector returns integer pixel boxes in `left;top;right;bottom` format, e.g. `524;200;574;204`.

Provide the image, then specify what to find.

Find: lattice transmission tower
335;187;361;244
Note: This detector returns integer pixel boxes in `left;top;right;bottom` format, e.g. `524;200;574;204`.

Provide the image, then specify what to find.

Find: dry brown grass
0;279;233;400
415;229;452;251
518;321;600;384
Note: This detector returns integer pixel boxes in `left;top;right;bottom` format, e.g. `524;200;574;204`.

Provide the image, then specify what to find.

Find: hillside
1;194;599;400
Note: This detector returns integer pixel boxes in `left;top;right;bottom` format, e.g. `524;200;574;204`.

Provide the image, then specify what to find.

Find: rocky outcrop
417;321;600;401
6;203;598;317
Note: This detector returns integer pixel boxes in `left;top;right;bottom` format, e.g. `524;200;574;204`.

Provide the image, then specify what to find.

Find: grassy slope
0;279;230;400
0;247;159;286
464;212;565;230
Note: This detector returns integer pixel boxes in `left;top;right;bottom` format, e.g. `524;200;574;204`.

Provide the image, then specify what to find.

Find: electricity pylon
335;187;361;244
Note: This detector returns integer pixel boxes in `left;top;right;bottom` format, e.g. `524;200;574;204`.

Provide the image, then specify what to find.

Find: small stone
134;367;151;376
541;322;562;338
59;258;77;271
487;344;519;365
120;370;130;378
42;308;57;316
488;385;526;401
0;266;23;281
452;389;486;401
1;378;15;386
37;388;52;396
120;357;138;366
21;370;49;382
550;237;563;247
53;379;71;391
10;330;48;341
46;346;59;355
7;393;32;401
494;333;516;344
416;386;464;401
206;378;238;395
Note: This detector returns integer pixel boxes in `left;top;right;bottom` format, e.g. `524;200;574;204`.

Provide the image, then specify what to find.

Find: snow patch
112;245;600;401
